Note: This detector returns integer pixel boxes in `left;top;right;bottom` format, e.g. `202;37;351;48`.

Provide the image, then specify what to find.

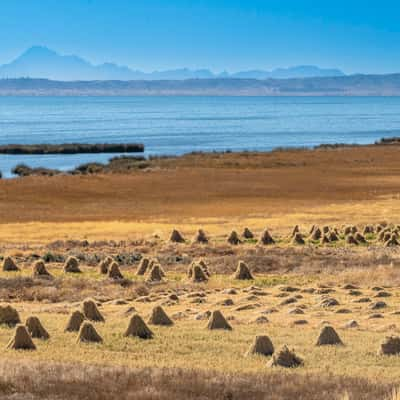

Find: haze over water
1;95;400;177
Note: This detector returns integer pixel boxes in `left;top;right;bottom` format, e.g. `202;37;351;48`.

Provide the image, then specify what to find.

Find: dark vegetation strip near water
0;143;144;155
4;137;400;178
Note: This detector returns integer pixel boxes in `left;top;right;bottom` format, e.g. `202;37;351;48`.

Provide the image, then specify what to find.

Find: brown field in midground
1;144;400;243
2;146;400;399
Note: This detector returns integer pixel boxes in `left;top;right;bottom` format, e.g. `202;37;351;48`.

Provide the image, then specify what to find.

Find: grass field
2;146;400;398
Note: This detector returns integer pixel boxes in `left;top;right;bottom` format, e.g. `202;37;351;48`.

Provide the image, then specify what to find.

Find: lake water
1;96;400;177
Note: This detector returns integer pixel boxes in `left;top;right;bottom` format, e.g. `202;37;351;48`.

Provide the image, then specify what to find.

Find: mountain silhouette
0;46;345;81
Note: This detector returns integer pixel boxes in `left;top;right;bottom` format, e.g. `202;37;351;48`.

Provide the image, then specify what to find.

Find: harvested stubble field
2;145;400;399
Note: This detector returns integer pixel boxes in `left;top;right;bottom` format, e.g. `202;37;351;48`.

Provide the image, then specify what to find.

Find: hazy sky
1;0;400;73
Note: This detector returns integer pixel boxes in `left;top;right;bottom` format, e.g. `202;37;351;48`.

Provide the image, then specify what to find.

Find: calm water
1;96;400;177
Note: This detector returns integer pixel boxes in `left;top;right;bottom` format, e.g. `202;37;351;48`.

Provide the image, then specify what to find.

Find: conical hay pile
76;322;103;343
32;260;52;278
385;234;399;247
191;264;208;283
242;227;254;239
346;235;358;245
99;256;113;274
291;233;305;245
233;261;253;280
379;335;400;355
7;324;36;350
65;310;85;332
267;345;303;368
25;316;50;340
198;259;210;277
64;256;81;273
246;335;274;356
291;225;300;237
316;325;343;346
170;229;185;243
3;256;19;272
322;226;330;234
321;235;330;244
355;233;367;243
124;314;154;339
227;231;241;245
363;225;374;234
146;264;164;282
193;229;209;244
0;305;21;326
207;310;232;330
328;231;339;242
136;258;150;275
310;227;322;241
82;299;105;322
259;229;275;245
148;305;173;326
108;262;123;280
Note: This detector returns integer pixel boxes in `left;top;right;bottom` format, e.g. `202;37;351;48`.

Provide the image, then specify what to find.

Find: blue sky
0;0;400;73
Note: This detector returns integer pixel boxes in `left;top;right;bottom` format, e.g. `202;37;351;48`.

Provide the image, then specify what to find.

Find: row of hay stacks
167;224;400;246
4;301;400;368
1;256;265;285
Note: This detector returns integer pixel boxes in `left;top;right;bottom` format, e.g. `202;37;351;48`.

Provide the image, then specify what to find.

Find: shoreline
2;136;399;178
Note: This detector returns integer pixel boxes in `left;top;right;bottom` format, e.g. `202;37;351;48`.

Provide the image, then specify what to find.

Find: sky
0;0;400;74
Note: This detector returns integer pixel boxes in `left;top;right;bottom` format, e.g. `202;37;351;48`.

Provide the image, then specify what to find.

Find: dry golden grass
2;147;400;398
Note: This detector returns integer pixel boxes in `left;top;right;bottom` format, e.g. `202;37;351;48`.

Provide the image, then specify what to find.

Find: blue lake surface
1;96;400;177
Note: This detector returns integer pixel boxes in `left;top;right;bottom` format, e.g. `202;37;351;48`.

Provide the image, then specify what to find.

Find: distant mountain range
0;46;345;81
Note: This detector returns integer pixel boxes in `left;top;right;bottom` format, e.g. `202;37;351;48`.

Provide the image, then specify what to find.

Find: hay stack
32;260;52;278
76;322;103;343
193;229;209;244
355;233;367;244
227;231;241;245
146;264;164;283
207;310;232;330
82;299;105;322
267;345;303;368
198;260;210;277
379;336;400;355
346;235;358;245
316;325;343;346
108;262;123;280
242;227;254;239
321;235;330;244
233;261;253;280
328;231;339;242
291;225;300;237
7;325;36;350
291;233;305;245
385;234;399;247
64;256;81;273
25;316;49;340
148;305;173;326
98;256;113;274
0;305;21;326
246;335;274;356
124;314;154;339
259;229;275;245
191;264;208;283
322;226;330;234
136;258;150;275
3;256;19;272
170;229;185;243
363;225;374;235
65;310;85;332
310;227;322;241
378;229;390;242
